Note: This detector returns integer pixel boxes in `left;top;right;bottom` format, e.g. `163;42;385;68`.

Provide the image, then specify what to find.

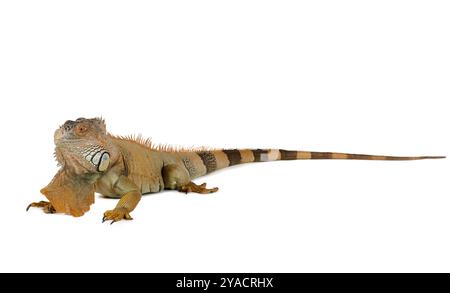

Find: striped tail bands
275;150;446;161
187;149;445;177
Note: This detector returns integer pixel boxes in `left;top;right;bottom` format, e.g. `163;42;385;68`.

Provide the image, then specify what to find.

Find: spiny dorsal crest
110;134;217;153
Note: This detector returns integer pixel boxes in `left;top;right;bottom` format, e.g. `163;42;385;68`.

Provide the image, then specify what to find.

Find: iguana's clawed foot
26;201;56;214
179;182;219;194
102;208;133;225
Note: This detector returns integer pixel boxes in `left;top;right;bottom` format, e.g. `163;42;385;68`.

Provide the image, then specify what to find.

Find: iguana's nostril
63;120;76;131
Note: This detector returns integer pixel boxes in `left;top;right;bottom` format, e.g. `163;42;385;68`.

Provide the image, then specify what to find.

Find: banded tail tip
422;156;446;159
401;155;446;160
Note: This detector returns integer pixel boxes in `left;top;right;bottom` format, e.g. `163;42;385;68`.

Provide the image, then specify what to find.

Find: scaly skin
27;118;445;224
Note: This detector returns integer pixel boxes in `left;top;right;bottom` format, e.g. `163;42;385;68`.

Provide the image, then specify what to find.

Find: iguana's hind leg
26;201;56;214
162;164;219;194
178;182;219;194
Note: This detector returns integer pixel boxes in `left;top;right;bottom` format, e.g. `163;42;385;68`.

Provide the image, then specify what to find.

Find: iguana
27;117;445;224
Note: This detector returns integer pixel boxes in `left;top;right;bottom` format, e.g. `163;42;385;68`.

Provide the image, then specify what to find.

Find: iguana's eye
75;124;89;135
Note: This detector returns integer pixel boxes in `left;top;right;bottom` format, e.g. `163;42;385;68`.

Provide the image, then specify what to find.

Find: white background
0;1;448;273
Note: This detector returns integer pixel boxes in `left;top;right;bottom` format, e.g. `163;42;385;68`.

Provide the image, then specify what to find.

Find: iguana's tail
184;149;445;178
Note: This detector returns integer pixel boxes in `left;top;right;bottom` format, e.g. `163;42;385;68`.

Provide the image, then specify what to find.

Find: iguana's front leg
27;168;97;217
102;176;142;224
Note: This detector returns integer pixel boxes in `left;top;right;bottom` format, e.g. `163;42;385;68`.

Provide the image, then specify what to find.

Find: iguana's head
54;117;117;174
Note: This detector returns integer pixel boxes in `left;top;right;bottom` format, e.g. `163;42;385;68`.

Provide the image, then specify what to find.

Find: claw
26;201;55;214
102;208;133;224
